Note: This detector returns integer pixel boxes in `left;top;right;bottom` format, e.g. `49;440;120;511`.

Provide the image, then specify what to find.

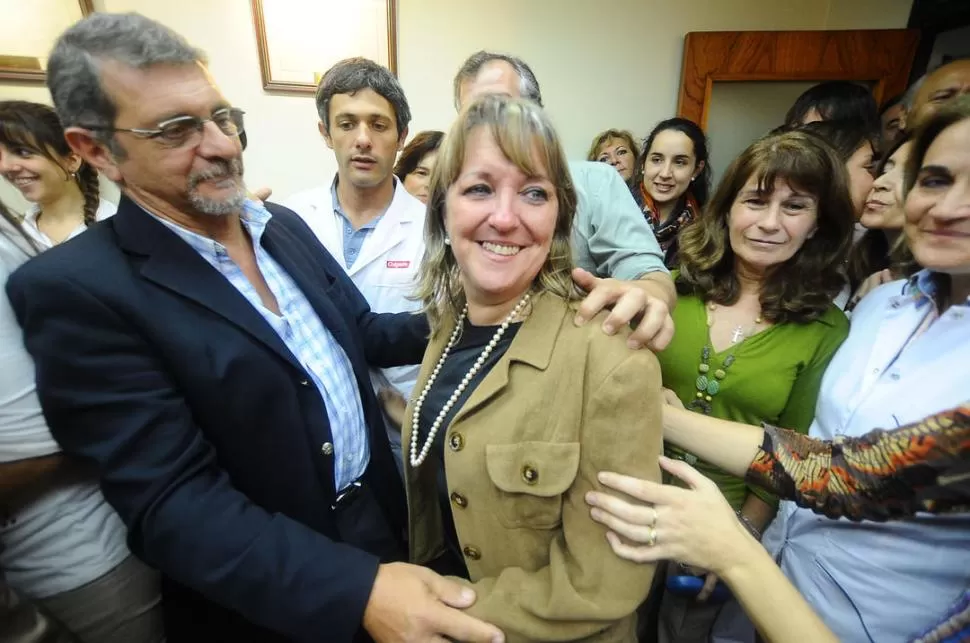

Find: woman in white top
0;101;116;244
588;96;970;643
0;101;162;642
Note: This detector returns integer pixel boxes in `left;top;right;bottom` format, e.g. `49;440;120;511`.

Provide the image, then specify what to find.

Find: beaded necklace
685;302;763;415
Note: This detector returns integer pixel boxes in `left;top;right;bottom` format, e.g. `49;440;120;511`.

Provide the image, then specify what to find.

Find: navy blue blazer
6;197;428;642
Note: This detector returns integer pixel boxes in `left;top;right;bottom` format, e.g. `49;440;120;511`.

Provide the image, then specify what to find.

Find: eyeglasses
83;108;245;148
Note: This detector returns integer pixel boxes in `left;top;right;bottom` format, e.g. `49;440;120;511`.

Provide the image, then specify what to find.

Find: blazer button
299;378;310;387
462;545;481;560
450;491;468;509
521;464;539;485
449;432;464;452
321;442;334;456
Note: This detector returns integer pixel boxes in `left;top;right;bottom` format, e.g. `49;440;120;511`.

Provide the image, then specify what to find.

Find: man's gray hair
902;74;926;111
47;12;206;148
905;56;970;111
315;57;411;137
452;51;543;109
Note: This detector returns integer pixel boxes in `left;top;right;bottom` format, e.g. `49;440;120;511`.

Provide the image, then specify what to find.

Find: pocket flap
485;441;580;497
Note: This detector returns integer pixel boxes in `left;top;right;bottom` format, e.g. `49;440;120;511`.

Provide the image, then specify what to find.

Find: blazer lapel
260;213;368;374
112;197;304;373
449;293;567;426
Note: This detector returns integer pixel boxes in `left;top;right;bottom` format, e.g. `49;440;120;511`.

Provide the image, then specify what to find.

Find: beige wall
0;0;913;206
0;0;86;66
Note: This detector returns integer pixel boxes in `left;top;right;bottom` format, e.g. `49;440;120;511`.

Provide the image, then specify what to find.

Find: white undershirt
0;209;130;598
20;199;116;249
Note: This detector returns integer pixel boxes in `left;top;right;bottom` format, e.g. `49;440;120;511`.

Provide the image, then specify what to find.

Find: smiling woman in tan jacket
402;94;663;642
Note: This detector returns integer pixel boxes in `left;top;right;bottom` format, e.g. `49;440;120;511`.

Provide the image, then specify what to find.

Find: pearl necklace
409;293;531;468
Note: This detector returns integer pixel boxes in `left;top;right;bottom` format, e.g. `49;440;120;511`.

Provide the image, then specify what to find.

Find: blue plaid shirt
148;201;369;491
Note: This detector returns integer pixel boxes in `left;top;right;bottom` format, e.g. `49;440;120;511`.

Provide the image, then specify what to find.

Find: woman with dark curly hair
393;129;444;204
845;134;919;309
645;128;853;643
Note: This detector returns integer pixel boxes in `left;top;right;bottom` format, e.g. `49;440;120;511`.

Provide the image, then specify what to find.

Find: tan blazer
404;293;663;643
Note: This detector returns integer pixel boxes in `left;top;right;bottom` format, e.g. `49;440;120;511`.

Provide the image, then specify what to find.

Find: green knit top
657;293;849;509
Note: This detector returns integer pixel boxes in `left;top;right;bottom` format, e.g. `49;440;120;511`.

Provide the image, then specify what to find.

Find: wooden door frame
677;30;920;129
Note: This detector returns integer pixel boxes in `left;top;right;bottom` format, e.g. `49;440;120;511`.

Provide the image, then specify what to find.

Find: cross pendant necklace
730;325;746;344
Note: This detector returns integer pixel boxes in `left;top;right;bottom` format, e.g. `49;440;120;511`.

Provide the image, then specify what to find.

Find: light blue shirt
148;201;369;491
331;177;390;269
763;270;970;642
568;161;668;280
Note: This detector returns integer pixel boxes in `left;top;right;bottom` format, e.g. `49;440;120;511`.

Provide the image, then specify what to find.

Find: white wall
0;0;913;204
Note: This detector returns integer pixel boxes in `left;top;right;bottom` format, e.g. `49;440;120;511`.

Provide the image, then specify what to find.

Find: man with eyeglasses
5;12;504;643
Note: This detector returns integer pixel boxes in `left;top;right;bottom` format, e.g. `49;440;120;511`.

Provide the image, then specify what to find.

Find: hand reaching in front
378;388;408;432
586;456;755;577
362;562;504;643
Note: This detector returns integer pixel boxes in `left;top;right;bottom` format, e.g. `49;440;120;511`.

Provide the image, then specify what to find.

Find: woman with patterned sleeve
586;403;969;643
664;401;968;521
745;404;968;521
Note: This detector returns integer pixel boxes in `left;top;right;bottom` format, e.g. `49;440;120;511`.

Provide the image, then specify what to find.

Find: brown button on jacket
404;292;663;642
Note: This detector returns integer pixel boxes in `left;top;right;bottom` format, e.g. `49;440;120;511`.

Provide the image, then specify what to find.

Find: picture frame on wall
0;0;95;82
251;0;397;94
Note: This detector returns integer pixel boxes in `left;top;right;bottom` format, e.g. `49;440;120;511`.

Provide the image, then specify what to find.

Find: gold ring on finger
647;525;657;547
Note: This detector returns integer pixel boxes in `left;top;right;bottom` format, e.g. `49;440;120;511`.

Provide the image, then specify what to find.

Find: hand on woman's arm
571;268;675;351
586;457;838;643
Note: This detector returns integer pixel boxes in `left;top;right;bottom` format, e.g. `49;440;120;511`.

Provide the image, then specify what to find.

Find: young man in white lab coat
285;58;424;474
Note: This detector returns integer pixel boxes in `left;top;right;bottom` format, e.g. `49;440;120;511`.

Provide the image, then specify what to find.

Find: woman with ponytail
0;101;114;247
0;111;162;641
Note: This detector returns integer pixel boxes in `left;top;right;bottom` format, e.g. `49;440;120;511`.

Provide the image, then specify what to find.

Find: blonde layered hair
416;94;579;336
586;129;639;163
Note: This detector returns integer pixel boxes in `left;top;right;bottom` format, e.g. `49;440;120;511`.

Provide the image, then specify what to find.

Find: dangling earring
69;156;81;181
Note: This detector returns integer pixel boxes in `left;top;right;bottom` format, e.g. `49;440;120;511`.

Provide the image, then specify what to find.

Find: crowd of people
0;10;967;643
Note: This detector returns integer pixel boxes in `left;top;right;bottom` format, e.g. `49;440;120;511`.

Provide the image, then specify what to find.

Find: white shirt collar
20;200;115;249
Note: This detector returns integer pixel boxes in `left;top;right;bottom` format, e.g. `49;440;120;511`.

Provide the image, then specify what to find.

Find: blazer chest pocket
485;441;580;529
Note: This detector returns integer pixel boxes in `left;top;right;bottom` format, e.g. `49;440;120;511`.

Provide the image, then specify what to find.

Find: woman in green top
651;129;855;643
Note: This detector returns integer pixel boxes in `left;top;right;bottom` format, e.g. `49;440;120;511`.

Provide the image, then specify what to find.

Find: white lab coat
284;178;426;400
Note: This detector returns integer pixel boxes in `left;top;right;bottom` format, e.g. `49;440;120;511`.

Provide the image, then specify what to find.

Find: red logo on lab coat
386;260;411;269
